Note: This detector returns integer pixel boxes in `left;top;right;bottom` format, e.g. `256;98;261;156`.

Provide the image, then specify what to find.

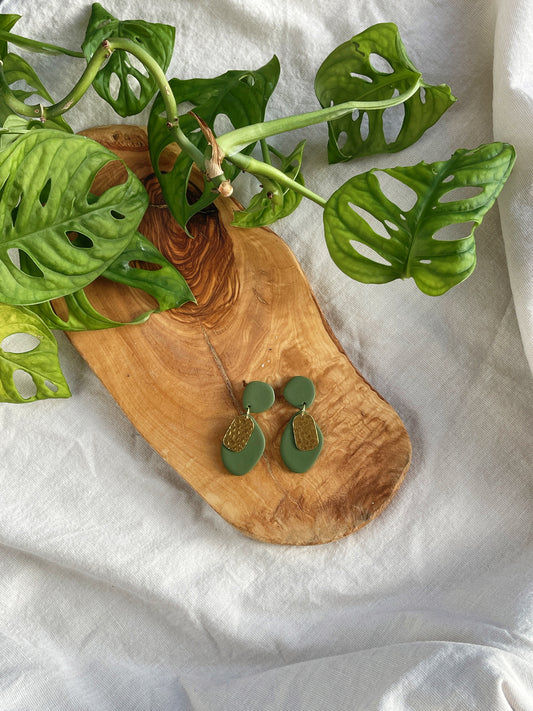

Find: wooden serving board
68;125;411;545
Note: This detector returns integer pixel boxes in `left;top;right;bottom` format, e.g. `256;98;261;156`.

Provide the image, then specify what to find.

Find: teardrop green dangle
221;381;275;476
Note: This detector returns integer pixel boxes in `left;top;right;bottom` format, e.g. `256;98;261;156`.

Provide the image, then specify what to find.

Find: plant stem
227;151;327;208
0;44;108;118
0;29;85;58
0;36;206;168
103;38;205;167
0;61;35;116
218;79;422;156
41;46;110;118
260;139;272;165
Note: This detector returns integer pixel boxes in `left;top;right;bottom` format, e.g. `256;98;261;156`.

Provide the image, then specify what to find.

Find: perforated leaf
315;23;455;163
103;231;195;311
232;141;306;228
27;231;195;330
28;288;148;331
0;303;70;402
0;52;72;131
323;143;516;295
82;2;175;117
148;56;280;234
0;130;148;305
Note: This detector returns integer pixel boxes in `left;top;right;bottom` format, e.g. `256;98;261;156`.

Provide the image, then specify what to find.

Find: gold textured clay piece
223;414;254;452
293;412;319;451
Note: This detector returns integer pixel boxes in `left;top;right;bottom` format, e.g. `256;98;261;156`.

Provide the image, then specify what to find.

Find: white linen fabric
0;0;532;709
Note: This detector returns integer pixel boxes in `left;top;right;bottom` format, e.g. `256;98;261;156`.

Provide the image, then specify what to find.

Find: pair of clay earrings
221;376;323;476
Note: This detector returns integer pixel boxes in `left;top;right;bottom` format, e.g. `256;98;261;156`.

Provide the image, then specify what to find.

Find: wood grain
67;125;411;545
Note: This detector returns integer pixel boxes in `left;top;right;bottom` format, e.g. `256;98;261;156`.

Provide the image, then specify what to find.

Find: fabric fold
493;0;533;373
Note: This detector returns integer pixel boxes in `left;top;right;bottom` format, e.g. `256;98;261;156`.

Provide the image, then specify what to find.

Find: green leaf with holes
103;231;195;311
147;55;280;234
27;231;195;330
232;141;306;228
82;2;175;117
28;288;149;331
315;23;456;163
0;129;148;305
0;52;72;131
0;303;70;402
323;142;516;295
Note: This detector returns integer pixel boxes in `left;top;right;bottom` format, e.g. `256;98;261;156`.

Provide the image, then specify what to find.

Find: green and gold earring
221;381;275;476
280;376;323;473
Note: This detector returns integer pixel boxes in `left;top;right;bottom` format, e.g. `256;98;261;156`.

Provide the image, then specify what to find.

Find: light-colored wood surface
67;125;411;545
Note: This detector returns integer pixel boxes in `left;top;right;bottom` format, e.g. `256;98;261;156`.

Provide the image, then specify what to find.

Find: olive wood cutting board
67;125;411;545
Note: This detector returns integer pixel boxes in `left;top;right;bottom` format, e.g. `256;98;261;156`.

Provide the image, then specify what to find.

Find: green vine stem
0;43;111;120
0;31;421;207
0;29;85;58
0;35;206;169
217;79;422;157
260;139;272;165
220;80;422;207
227;151;327;208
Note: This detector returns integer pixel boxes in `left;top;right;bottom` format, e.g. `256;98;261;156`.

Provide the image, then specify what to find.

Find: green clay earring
221;381;275;476
280;376;323;473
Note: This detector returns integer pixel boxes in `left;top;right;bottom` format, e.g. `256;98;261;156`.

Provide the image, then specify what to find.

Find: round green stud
283;376;315;409
243;380;275;413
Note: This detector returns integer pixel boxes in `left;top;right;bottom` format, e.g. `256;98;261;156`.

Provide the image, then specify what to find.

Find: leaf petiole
0;36;206;169
227;151;327;208
0;29;85;58
0;44;109;119
217;78;422;157
260;139;272;165
105;37;206;168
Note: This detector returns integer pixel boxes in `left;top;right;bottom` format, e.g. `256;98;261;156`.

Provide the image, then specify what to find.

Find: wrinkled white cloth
0;1;532;710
